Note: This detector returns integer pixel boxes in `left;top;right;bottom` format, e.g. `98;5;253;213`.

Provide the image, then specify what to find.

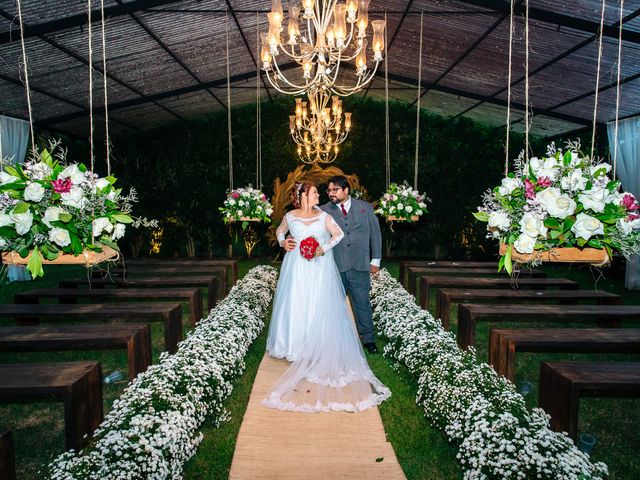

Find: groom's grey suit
321;198;382;344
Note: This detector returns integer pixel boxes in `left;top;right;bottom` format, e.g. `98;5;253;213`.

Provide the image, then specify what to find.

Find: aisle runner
229;355;406;479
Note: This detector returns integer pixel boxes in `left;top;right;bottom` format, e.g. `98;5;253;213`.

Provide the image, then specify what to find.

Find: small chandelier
289;91;352;164
260;0;386;96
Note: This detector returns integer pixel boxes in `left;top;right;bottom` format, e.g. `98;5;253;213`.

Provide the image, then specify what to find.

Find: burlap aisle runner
229;352;406;479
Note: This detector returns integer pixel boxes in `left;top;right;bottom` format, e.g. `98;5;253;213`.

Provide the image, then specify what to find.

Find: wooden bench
126;258;238;286
539;361;640;439
101;266;228;300
60;275;217;311
0;362;103;450
407;267;546;298
457;304;635;349
0;303;183;354
0;428;15;480
435;288;621;330
399;260;496;288
420;276;578;310
16;287;203;327
489;328;640;381
0;324;152;380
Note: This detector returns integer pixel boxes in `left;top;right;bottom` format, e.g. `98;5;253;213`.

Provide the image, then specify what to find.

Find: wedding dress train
264;209;390;413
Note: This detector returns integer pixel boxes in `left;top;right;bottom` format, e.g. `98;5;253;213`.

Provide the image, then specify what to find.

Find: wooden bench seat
420;276;578;310
60;275;217;310
0;324;152;380
457;304;635;349
539;361;640;439
489;328;640;381
16;287;203;326
0;303;182;353
0;362;103;450
407;267;545;297
435;288;621;329
0;428;15;480
399;260;496;288
126;258;238;285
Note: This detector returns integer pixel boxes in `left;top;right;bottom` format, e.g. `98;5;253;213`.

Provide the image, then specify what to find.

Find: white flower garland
46;265;278;479
370;269;608;480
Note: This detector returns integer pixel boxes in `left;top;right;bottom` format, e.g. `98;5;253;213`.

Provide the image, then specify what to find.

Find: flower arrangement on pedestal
0;141;156;278
375;182;428;222
474;141;640;273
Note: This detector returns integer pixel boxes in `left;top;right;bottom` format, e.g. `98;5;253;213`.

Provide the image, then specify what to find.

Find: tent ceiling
0;0;638;139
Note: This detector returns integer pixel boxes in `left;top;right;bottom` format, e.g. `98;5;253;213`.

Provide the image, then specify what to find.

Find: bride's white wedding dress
264;209;390;413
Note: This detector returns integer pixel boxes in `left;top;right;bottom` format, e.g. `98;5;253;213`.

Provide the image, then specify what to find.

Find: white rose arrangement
474;140;640;273
375;182;429;222
0;140;157;277
220;186;273;228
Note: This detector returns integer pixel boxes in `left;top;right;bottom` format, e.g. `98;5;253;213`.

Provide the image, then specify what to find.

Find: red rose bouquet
299;236;320;260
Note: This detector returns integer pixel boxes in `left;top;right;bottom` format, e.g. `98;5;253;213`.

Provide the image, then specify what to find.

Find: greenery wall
57;96;605;259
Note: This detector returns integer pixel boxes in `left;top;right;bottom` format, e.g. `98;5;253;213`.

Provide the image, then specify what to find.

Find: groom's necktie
340;204;348;217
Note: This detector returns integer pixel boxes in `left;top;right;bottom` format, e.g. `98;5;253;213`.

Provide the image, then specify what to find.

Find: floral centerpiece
375;182;428;222
474;140;640;273
0;141;156;278
220;186;273;229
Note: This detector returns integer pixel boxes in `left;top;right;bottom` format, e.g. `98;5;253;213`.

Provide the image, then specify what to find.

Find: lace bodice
276;210;344;253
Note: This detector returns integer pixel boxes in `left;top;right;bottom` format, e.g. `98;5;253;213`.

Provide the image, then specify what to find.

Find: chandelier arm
265;68;307;95
271;59;310;91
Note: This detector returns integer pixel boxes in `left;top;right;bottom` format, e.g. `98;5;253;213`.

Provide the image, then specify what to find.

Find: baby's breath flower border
370;269;607;480
46;265;278;480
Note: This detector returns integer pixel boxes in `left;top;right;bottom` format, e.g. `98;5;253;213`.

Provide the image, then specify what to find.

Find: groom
321;175;382;354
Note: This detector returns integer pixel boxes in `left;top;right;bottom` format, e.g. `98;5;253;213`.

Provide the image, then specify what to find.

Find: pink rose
524;179;536;200
621;193;639;211
628;213;640;221
537;176;552;188
51;177;72;194
232;192;240;199
261;194;267;201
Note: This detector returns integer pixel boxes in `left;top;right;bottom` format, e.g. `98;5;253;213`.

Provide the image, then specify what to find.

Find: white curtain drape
607;115;640;289
0;115;31;282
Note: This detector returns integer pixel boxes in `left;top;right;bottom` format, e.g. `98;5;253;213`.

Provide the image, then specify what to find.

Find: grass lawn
2;258;639;479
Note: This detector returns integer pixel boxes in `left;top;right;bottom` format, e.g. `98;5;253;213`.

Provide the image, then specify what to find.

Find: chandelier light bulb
270;0;284;25
302;59;313;78
288;6;300;45
344;112;352;131
371;19;385;60
302;0;315;18
289;115;296;133
346;0;358;22
325;25;336;48
333;4;347;47
357;0;370;37
260;33;272;68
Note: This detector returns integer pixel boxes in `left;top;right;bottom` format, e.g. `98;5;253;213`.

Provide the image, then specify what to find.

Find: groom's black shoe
364;342;378;354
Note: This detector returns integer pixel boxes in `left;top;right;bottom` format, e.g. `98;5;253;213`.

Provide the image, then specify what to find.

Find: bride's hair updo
291;181;315;208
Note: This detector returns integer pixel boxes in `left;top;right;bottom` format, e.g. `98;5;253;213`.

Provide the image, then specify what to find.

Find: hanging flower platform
498;243;610;266
386;215;419;222
375;182;428;224
2;246;118;267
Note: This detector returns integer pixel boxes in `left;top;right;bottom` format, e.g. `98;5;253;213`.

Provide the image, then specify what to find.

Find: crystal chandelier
260;0;386;96
289;90;352;164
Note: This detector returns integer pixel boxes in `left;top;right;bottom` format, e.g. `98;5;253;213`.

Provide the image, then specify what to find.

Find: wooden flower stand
2;246;118;267
499;243;610;266
386;215;419;222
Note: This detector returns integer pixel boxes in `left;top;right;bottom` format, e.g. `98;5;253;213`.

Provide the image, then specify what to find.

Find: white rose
419;202;426;209
545;194;577;219
530;157;559;181
24;182;46;202
238;200;245;207
49;227;71;247
228;199;236;206
0;237;6;248
61;186;86;209
30;162;52;180
405;205;413;213
59;164;86;185
0;171;19;185
571;213;604;240
520;212;548;238
578;186;613;213
488;210;511;232
92;217;113;237
618;218;634;236
590;163;612;177
397;203;404;210
237;210;243;217
536;187;560;210
93;178;110;192
514;234;536;254
497;177;523;196
11;211;33;235
560;168;587;191
0;213;12;227
112;223;126;240
43;206;65;228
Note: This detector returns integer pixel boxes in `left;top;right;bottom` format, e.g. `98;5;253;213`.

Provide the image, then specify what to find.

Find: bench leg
0;430;16;480
206;280;216;311
188;292;202;327
127;327;152;379
419;278;428;310
435;292;450;330
457;306;475;349
488;329;500;372
164;308;183;354
64;376;90;450
505;341;517;382
539;362;580;440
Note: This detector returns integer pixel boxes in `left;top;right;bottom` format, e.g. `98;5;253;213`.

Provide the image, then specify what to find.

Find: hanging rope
504;0;515;176
524;0;530;168
384;10;390;189
100;0;111;176
16;0;36;155
87;0;95;171
413;11;424;190
590;0;607;162
226;9;234;190
256;11;262;188
612;0;624;178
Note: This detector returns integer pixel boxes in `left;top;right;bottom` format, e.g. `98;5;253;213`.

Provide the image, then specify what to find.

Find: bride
264;181;390;413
